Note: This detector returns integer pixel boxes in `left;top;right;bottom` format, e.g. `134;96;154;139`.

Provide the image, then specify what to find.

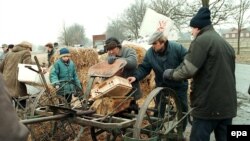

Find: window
231;34;236;38
240;33;244;37
225;34;229;38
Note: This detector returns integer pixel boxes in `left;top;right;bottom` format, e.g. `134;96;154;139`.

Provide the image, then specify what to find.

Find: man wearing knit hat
49;47;82;104
0;41;33;108
128;30;188;139
163;6;237;141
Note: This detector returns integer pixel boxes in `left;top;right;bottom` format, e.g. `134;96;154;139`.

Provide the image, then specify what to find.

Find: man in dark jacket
105;37;141;112
163;7;237;141
0;73;29;141
127;31;188;135
45;42;55;67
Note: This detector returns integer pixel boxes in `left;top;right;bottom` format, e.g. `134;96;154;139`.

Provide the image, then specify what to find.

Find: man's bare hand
127;77;136;83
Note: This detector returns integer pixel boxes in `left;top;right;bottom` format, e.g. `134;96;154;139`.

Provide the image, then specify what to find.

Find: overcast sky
0;0;134;45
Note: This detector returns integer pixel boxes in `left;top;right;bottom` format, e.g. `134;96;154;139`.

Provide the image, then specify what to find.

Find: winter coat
108;47;141;100
50;59;81;95
0;45;32;97
172;25;237;119
134;41;188;90
48;48;55;67
0;74;29;141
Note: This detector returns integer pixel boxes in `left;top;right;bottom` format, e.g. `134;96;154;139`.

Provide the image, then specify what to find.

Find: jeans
190;117;232;141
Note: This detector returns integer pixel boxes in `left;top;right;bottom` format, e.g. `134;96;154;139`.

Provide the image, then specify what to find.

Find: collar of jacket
60;58;70;65
197;25;214;37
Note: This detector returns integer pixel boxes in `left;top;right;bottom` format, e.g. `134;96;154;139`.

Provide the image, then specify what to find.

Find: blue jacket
50;59;81;95
135;41;188;90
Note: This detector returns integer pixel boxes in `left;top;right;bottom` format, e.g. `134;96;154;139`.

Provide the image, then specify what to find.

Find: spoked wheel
28;82;85;141
90;127;122;141
133;87;183;140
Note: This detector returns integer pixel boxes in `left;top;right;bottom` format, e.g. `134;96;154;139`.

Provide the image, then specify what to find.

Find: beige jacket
0;44;32;97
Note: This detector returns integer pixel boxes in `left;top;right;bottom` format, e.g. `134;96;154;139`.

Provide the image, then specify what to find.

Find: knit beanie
190;7;211;29
59;48;70;58
104;37;121;51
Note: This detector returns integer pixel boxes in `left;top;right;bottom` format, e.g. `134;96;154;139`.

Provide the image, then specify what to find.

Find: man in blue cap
127;30;188;139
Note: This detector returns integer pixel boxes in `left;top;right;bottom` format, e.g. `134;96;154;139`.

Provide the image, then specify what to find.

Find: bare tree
105;0;238;40
149;0;187;29
106;18;127;41
121;0;147;39
231;0;250;54
58;23;87;46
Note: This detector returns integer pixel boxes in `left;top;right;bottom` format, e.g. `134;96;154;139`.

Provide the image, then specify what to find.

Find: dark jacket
48;48;55;67
172;25;237;119
134;41;188;90
50;59;81;95
111;47;141;100
0;74;29;141
0;45;32;97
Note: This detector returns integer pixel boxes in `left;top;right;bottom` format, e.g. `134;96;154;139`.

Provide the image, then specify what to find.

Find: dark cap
8;44;14;49
104;37;121;50
190;7;211;29
45;43;53;48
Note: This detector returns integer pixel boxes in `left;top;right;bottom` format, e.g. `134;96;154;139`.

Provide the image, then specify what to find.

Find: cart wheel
28;82;85;141
133;87;183;140
90;127;121;141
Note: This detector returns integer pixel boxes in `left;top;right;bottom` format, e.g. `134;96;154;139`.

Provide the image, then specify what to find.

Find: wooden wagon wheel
28;81;85;141
133;87;183;140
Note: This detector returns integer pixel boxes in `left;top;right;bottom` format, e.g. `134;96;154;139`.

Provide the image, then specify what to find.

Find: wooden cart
18;56;191;141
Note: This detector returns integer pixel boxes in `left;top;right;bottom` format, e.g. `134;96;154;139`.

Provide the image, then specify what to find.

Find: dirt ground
235;53;250;65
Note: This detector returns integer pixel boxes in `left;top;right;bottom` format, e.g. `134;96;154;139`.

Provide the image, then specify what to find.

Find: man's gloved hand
108;56;117;64
163;69;174;80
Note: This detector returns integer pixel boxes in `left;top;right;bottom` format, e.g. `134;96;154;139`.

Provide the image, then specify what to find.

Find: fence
177;39;250;53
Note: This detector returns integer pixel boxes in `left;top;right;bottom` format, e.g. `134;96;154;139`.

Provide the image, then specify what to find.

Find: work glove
107;56;118;64
163;69;174;81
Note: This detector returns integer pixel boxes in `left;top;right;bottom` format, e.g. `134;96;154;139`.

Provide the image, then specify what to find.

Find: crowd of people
0;4;248;141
